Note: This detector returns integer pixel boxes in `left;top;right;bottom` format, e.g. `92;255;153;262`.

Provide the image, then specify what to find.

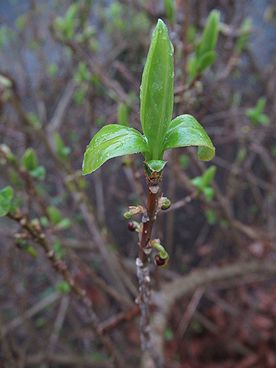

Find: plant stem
139;183;160;262
137;177;162;364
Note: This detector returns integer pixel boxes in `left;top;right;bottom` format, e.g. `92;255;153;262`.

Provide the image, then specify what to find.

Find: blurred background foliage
0;0;276;367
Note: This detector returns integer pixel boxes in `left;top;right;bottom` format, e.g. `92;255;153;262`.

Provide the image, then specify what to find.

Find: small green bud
155;254;168;267
159;197;171;210
151;239;169;266
15;237;37;257
124;211;132;220
123;205;144;220
56;281;71;294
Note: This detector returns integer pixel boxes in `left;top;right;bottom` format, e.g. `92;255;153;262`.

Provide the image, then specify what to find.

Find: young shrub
82;19;215;357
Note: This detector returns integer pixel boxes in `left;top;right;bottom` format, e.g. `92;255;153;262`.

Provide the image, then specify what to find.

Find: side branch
146;260;276;367
7;211;125;368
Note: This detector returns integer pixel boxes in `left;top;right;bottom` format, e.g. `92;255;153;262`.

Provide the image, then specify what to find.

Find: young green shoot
82;19;215;360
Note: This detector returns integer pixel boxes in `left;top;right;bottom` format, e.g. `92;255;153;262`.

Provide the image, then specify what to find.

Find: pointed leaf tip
140;18;174;160
156;18;167;30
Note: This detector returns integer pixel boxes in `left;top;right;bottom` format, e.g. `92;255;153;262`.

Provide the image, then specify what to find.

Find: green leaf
191;177;204;190
53;241;65;260
55;3;78;40
73;87;86;105
140;19;174;160
82;124;148;174
47;63;58;77
187;55;198;80
21;148;38;171
25;245;37;257
164;0;175;23
40;216;49;227
117;103;129;127
205;209;217;225
56;218;71;230
47;206;62;225
203;187;215;201
144;160;167;176
28;113;41;129
187;25;197;43
192;166;216;200
0;186;14;216
164;328;174;341
246;98;270;125
201;165;216;186
53;132;71;160
179;154;190;169
258;114;269;125
235;18;252;53
16;238;37;257
163;115;215;161
197;50;217;72
30;166;46;180
197;10;220;57
255;97;266;114
56;281;71;294
74;62;91;83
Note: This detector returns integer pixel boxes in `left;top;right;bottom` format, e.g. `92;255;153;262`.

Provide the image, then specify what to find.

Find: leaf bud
128;221;136;232
154;255;167;267
159;196;171;210
123;205;144;220
123;211;132;220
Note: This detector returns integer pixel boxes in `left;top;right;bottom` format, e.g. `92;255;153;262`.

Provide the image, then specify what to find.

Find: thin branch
2;71;134;298
47;80;76;134
2;292;60;335
136;174;163;367
7;211;125;368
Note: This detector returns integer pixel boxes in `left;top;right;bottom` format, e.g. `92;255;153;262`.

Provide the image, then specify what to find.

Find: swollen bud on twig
15;234;37;257
151;239;169;267
124;211;132;220
128;221;140;232
128;222;136;231
0;144;16;164
154;254;167;266
123;205;144;220
159;196;171;210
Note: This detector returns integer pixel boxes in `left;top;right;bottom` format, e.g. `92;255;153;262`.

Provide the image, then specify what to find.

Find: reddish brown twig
99;305;140;334
136;173;163;366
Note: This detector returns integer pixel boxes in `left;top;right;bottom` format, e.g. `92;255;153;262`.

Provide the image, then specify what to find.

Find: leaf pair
246;97;270;126
191;166;216;201
82;19;215;175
